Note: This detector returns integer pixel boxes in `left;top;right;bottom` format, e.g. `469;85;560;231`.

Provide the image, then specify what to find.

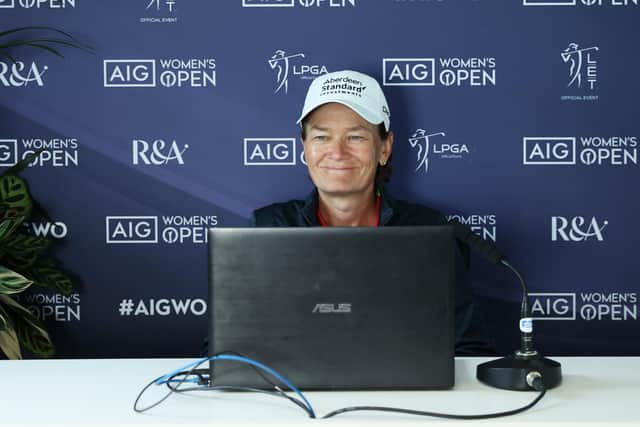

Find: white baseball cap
296;70;391;131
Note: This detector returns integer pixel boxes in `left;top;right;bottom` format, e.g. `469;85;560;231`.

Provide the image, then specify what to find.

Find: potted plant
0;27;91;359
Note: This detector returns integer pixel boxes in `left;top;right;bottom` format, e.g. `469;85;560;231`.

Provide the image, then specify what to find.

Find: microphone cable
134;355;548;420
322;372;546;420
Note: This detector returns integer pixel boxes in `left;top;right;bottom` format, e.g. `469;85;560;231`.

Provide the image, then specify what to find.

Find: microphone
449;219;503;265
448;219;562;391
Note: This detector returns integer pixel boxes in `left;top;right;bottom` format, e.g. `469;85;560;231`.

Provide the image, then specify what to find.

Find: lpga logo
269;50;304;94
408;129;445;173
561;43;599;90
268;49;328;94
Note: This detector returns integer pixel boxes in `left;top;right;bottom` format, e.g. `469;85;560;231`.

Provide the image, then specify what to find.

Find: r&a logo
551;216;608;241
132;139;189;165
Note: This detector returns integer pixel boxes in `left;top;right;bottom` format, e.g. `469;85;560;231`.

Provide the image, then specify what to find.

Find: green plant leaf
0;149;43;177
0;323;21;359
0;38;92;53
0;51;16;63
0;26;77;40
0;265;33;295
0;27;95;60
4;232;50;255
0;294;32;317
0;303;8;331
0;217;26;243
0;294;53;357
0;297;22;359
0;174;32;219
28;260;73;296
0;41;64;58
3;251;39;272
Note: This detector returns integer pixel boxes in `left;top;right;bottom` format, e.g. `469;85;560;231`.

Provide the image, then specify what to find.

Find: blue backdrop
1;0;638;357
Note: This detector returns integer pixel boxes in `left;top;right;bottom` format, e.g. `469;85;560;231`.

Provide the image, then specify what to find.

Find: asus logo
312;303;351;314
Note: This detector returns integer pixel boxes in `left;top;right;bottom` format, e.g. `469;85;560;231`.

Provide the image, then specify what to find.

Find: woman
251;70;495;355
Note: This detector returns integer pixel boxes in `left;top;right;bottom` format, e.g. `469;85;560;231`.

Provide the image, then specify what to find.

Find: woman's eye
314;135;328;141
348;135;364;142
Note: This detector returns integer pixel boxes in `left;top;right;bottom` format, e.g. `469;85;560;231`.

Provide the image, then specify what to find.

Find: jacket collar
300;186;395;226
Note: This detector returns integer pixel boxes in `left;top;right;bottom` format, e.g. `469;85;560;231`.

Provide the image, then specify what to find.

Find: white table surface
1;357;639;426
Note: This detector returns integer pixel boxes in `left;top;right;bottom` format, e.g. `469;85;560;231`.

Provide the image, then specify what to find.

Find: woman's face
302;102;392;197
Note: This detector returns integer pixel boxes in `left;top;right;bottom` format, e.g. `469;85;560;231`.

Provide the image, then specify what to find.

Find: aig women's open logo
446;214;497;242
0;138;79;167
13;293;80;322
243;0;356;7
0;0;75;8
530;292;638;321
523;137;637;166
383;57;496;87
244;138;297;166
523;0;638;6
106;215;219;244
103;58;216;88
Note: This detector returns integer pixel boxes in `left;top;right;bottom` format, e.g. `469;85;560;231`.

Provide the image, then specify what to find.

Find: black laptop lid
208;226;455;390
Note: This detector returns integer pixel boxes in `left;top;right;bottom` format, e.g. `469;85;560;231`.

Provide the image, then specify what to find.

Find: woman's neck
317;186;378;227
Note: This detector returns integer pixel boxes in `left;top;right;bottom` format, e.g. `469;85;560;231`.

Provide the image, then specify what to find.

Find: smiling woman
301;102;392;226
250;69;496;356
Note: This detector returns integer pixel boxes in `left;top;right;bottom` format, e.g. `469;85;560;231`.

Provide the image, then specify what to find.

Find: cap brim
297;100;386;130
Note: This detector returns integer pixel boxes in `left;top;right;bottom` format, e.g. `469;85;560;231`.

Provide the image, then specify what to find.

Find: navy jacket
251;187;496;356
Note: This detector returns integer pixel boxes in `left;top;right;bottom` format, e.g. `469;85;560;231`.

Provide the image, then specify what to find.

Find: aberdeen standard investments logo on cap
297;70;391;131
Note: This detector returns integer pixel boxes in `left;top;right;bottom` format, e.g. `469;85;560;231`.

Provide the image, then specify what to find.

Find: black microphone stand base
476;354;562;391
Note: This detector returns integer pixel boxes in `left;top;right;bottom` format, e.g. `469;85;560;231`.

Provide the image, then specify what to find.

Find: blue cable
155;357;209;385
154;354;315;417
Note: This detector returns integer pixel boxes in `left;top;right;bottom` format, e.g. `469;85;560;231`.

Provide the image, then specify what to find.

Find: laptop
208;226;455;390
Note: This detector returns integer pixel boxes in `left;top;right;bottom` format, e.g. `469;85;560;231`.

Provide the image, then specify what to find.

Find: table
2;357;639;426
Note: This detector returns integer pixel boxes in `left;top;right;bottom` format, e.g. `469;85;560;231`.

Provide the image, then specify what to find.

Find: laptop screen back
208;226;455;390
